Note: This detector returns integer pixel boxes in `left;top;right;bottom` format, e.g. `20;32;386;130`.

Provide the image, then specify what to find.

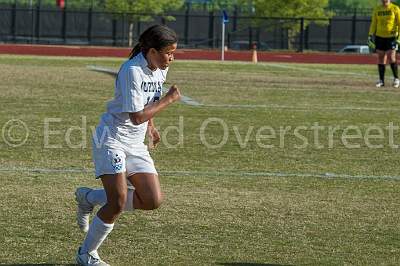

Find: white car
338;45;370;54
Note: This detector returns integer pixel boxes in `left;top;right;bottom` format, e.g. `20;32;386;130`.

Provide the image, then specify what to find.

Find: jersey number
145;96;160;106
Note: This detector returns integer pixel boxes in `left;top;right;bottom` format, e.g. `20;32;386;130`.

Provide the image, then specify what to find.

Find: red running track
0;44;377;64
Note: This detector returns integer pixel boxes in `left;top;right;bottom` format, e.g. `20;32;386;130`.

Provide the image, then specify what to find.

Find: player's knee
108;193;127;214
152;193;164;209
143;193;163;210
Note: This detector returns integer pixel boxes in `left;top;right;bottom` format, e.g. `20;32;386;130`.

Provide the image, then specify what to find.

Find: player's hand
367;35;375;49
147;126;160;149
165;85;181;103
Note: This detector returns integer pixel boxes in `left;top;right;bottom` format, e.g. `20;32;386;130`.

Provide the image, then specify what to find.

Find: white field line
87;65;118;76
0;167;399;181
88;65;400;111
199;103;400;112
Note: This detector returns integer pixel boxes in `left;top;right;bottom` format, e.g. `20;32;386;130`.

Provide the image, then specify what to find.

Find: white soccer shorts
92;142;158;178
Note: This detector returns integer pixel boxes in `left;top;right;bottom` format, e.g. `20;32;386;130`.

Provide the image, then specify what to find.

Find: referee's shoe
393;78;400;88
376;80;385;87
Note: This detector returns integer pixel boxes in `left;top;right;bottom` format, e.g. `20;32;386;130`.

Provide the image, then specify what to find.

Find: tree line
0;0;390;13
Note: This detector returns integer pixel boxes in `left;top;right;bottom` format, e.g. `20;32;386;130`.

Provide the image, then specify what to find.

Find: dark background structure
0;3;373;52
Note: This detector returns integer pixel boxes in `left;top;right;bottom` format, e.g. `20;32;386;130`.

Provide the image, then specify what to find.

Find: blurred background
0;0;389;52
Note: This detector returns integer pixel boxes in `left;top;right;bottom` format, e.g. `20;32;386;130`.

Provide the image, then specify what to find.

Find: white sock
80;215;114;255
87;188;135;211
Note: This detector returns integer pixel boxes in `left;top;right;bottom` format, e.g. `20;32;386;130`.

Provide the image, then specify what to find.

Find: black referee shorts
375;36;397;51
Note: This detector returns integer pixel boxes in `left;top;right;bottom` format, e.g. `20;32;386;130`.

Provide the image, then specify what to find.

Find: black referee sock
390;63;398;79
378;64;386;83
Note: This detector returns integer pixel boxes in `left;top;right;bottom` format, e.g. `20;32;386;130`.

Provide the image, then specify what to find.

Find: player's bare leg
387;49;399;87
127;173;163;210
376;49;387;87
97;173;128;223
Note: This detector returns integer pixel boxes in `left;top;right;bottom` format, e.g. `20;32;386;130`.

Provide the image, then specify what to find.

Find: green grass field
0;55;399;265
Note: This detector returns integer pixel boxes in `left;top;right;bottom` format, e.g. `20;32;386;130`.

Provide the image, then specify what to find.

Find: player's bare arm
129;85;181;125
147;118;161;148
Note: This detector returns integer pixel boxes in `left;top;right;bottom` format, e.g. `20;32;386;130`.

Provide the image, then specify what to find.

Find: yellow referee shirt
369;3;400;38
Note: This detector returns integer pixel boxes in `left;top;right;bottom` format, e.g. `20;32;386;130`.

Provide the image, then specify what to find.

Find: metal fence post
273;21;278;49
87;7;93;44
35;1;41;43
304;24;309;50
327;18;332;51
122;13;126;47
61;6;67;44
137;21;141;40
31;3;34;43
299;17;304;52
208;10;214;48
351;9;356;45
11;2;17;42
256;27;260;48
184;3;190;45
248;26;253;50
233;6;238;32
112;18;117;46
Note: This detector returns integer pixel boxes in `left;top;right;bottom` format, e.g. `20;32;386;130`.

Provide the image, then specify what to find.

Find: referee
368;0;400;88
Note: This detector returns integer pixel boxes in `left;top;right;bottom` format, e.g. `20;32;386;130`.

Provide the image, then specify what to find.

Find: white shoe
75;187;94;233
376;80;385;87
393;78;400;88
76;247;110;266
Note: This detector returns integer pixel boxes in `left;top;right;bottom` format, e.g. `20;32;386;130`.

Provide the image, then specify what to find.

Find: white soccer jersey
97;52;167;148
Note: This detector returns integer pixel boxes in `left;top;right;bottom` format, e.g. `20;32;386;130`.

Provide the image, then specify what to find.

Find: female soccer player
368;0;400;88
74;25;181;265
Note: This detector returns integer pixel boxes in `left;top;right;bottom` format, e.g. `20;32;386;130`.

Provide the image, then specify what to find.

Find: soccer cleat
76;247;110;266
393;78;400;88
75;187;94;233
376;80;385;88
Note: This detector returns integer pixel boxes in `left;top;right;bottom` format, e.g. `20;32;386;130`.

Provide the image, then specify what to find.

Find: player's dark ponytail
129;25;178;60
129;43;141;59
